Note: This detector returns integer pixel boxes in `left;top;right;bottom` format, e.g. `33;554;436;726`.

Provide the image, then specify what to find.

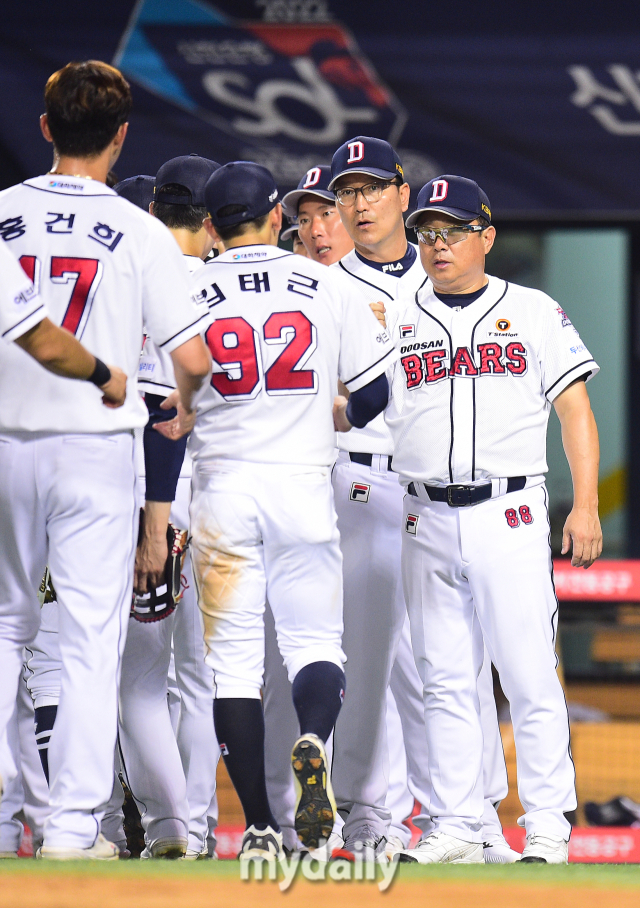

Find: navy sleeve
143;393;187;502
345;373;389;429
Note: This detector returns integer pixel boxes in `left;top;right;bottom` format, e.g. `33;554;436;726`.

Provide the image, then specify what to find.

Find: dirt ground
2;863;640;908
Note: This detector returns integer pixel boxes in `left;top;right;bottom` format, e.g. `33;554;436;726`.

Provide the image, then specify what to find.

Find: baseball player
284;166;354;266
119;155;221;860
362;174;600;864
271;162;428;860
0;60;211;860
280;218;308;257
156;160;398;861
323;137;515;861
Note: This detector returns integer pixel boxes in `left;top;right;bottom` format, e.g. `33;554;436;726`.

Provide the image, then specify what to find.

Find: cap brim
280;225;299;241
327;167;399;191
281;188;335;217
405;206;479;228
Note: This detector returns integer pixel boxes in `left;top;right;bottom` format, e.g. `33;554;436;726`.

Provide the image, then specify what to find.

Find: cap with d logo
328;136;405;190
405;175;492;227
281;165;333;217
205;161;280;229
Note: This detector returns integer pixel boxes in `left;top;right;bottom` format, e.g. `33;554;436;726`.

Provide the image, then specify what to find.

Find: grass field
1;861;640;908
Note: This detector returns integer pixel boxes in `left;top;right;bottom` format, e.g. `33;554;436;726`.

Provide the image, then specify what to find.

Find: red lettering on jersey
505;342;527;375
264;311;317;393
424;349;448;382
402;354;423;389
206;317;261;399
50;257;102;336
19;255;37;284
477;343;506;374
450;346;478;377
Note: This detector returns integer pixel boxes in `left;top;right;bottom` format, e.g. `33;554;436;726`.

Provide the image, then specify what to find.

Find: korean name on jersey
385;276;599;485
188;245;397;467
0;176;210;433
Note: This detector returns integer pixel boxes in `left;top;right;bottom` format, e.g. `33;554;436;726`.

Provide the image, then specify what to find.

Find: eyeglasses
415;224;485;246
334;180;399;207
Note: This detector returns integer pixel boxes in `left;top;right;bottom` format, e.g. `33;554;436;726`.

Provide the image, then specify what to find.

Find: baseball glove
131;522;189;623
38;567;57;606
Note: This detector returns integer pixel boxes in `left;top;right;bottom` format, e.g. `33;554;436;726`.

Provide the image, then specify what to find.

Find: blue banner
2;0;640;215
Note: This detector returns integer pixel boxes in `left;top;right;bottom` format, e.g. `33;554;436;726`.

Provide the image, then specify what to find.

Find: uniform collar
417;274;507;320
24;174;117;196
215;243;290;264
337;244;423;298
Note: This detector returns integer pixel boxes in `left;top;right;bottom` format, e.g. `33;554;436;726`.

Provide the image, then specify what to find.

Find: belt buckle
447;484;472;507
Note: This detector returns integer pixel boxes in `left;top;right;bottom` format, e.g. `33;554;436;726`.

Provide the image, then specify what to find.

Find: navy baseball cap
205;161;279;229
328;136;405;190
281;218;299;242
281;165;333;217
114;175;155;211
406;175;492;227
155;154;221;206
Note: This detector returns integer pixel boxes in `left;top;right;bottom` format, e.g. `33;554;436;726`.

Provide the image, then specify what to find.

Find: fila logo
347;140;365;163
219;742;229;756
405;514;419;535
400;324;415;338
350;482;371;503
382;262;403;273
430;179;449;202
303;167;322;188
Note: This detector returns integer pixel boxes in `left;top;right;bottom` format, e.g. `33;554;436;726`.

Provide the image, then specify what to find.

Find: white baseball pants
118;474;218;854
0;431;137;849
402;483;576;841
0;669;50;854
331;454;508;843
190;460;345;698
330;454;406;840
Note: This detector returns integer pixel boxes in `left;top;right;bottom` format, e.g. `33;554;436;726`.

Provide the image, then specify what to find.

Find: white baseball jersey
0;176;210;433
138;254;204;397
188;244;397;466
0;237;46;342
385;275;599;485
332;246;427;455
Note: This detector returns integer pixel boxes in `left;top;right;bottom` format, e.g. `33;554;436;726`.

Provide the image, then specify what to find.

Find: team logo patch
496;318;511;331
350;482;371;503
400;324;415;338
405;514;419;534
556;305;572;328
430;179;449;202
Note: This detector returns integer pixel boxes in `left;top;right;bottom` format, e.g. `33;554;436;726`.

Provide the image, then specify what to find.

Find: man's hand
153;389;197;441
333;395;352;432
562;506;603;568
370;301;386;328
100;366;127;408
134;502;171;594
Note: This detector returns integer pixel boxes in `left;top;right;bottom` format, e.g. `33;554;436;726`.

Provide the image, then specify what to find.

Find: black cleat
291;733;336;849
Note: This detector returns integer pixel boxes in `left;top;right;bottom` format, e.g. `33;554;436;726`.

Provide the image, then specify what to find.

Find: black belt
349;452;394;471
407;476;526;507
